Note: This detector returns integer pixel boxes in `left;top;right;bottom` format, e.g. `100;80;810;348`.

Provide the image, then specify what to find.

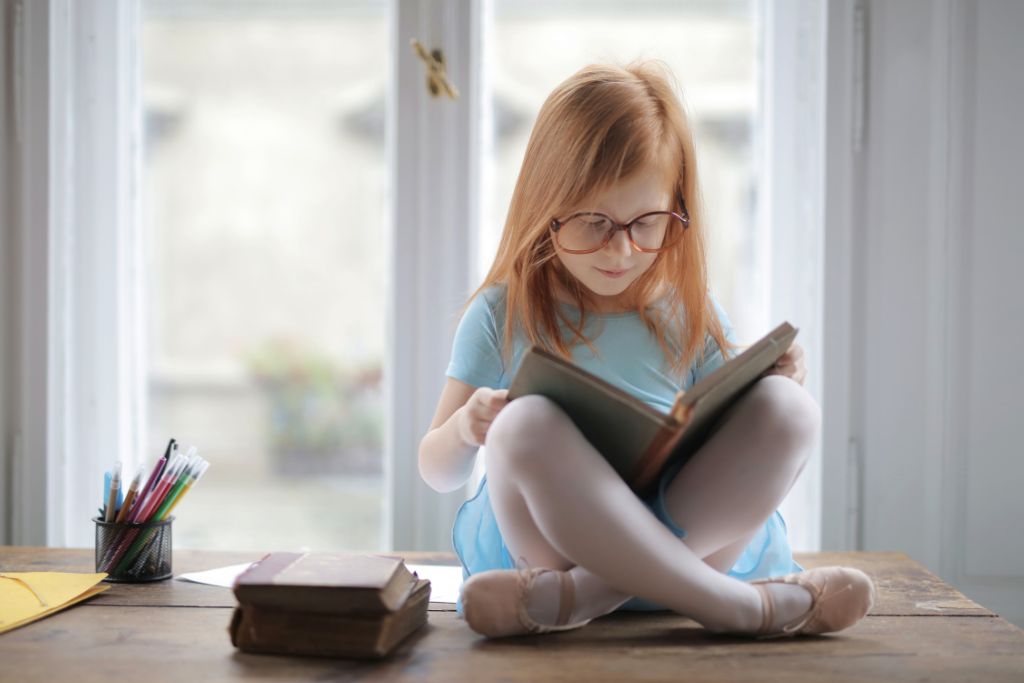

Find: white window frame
759;0;828;552
5;0;837;553
6;0;144;547
819;0;863;551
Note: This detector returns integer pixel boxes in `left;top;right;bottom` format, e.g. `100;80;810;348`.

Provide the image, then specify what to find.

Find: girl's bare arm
418;378;509;493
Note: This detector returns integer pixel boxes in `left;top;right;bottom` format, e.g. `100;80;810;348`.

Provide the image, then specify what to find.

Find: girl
419;61;875;639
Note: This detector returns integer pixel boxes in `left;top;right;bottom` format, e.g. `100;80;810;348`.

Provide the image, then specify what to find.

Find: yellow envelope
0;572;109;634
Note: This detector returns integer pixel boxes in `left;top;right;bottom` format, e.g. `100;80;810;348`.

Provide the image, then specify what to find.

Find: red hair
468;60;735;376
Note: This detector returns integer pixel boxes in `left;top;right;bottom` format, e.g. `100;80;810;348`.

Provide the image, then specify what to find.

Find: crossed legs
482;375;820;632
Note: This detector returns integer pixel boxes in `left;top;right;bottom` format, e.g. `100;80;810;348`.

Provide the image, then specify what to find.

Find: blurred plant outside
246;340;383;476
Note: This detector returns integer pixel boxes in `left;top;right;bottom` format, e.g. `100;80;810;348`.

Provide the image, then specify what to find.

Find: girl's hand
457;388;510;447
762;342;807;386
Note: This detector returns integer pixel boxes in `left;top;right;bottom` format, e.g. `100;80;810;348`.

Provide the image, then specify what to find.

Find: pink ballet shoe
750;566;877;639
460;559;591;638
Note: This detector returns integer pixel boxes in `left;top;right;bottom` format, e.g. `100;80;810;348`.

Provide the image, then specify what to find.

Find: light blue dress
446;285;802;612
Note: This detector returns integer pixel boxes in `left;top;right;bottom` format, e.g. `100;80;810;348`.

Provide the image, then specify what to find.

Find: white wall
826;0;1024;627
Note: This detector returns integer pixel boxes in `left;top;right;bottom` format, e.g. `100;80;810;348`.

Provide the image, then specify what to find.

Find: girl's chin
583;278;635;300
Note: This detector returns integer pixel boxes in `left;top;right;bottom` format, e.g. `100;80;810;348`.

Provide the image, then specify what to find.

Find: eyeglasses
548;206;690;255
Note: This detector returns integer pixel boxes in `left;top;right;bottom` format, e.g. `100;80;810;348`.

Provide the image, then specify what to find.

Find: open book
507;322;798;496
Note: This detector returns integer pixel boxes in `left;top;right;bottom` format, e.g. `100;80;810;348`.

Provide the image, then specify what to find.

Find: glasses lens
559;214;613;252
630;213;685;251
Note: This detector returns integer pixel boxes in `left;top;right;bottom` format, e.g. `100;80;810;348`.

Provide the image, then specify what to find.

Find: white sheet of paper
175;561;463;604
176;562;253;588
407;563;462;604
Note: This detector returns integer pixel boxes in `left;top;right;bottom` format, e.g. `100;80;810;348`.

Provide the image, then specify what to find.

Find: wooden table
1;548;1022;682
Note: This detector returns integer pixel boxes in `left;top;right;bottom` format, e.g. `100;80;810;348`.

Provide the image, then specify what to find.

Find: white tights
483;375;821;633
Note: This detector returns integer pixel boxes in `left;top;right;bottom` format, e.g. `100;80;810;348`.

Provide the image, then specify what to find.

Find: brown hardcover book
233;552;420;615
229;579;431;659
507;321;798;496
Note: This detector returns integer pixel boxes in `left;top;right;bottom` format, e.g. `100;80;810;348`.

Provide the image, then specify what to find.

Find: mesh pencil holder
93;516;174;582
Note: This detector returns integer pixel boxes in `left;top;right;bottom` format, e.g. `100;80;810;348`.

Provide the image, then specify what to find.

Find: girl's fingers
472;391;498;409
774;344;804;370
468;413;497;436
475;389;507;408
779;363;808;385
470;418;492;444
770;362;798;380
478;394;506;415
761;349;807;384
478;406;501;421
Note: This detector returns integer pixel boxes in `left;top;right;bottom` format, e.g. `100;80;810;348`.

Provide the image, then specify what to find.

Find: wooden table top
1;547;1022;682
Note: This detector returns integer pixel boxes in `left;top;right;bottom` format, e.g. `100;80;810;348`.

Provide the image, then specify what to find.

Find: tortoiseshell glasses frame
549;199;690;255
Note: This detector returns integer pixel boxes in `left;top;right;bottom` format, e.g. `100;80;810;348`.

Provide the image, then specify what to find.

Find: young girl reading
419;61;875;639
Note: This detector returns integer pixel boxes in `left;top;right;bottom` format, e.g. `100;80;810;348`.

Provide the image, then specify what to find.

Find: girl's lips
596;267;630;278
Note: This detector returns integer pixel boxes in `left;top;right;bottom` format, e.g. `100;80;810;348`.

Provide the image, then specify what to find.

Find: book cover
507;321;798;496
233;552;420;615
229;579;431;659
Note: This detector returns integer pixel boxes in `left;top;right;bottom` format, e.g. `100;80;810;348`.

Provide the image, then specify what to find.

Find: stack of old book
229;552;430;659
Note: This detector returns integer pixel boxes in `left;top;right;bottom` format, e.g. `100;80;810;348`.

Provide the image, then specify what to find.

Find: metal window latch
410;39;459;100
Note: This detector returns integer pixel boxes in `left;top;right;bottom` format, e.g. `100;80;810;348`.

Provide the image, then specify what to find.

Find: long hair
468;60;735;376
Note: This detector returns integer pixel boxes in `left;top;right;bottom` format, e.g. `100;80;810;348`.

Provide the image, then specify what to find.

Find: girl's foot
460;561;592;638
749;566;877;638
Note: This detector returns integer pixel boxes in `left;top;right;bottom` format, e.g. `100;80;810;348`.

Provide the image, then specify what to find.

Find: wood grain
1;548;1021;682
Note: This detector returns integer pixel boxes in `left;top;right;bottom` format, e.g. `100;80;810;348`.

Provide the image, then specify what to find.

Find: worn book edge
630;322;798;493
234;552;419;614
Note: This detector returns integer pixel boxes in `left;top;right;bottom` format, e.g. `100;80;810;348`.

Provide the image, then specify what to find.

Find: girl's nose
605;228;633;256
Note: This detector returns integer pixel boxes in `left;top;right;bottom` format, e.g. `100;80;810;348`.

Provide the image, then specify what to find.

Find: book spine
629;421;682;496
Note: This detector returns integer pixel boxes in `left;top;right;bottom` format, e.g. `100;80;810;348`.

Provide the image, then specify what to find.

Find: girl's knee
485;395;568;471
745;375;821;453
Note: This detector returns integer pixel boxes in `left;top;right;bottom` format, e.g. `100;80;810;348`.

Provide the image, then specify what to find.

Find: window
142;0;389;551
11;0;822;553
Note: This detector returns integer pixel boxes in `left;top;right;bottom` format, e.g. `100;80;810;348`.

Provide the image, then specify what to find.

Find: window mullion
388;0;483;551
761;0;827;551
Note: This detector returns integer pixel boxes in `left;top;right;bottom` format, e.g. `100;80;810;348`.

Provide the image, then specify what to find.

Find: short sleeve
691;294;737;385
445;289;506;388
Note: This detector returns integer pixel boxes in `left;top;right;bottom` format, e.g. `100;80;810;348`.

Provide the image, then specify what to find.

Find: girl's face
553;165;674;311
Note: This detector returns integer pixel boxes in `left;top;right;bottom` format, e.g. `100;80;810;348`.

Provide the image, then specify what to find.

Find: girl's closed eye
631;217;656;232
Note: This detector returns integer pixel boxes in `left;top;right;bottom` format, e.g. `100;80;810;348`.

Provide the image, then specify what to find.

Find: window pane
485;0;760;339
142;0;389;551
